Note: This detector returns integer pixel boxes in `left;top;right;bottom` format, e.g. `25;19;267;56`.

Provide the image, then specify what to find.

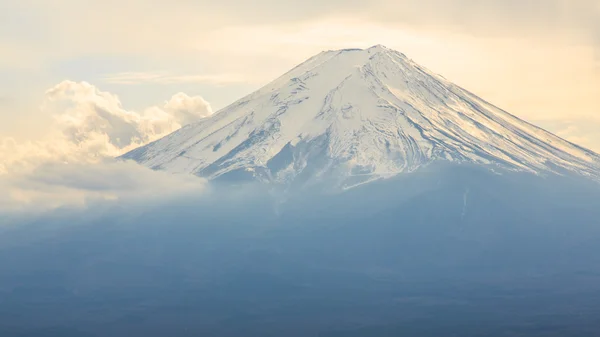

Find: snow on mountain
122;45;600;188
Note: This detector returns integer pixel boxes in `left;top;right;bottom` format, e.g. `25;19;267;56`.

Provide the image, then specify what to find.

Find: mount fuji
6;46;600;337
123;45;600;188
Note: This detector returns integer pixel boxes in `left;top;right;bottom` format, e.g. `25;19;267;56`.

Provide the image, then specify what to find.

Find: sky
0;0;599;209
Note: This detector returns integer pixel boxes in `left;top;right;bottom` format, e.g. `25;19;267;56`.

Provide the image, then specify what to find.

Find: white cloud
0;79;212;212
101;71;255;86
164;92;213;125
0;81;212;175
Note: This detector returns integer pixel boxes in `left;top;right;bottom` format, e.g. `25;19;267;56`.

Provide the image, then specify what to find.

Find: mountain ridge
122;45;600;188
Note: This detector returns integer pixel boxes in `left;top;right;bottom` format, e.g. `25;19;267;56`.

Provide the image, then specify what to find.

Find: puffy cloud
164;92;213;125
0;80;211;212
0;81;212;174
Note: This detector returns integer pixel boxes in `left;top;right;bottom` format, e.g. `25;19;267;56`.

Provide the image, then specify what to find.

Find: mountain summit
123;45;600;188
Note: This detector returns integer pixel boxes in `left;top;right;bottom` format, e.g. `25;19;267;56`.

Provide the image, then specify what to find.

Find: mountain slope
123;45;600;187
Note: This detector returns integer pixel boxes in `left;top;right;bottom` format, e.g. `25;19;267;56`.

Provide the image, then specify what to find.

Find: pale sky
1;0;599;171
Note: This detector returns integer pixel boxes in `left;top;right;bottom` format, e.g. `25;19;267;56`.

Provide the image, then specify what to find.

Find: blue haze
1;164;600;336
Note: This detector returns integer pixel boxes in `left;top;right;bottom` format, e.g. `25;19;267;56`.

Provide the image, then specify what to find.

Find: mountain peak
322;44;402;60
327;44;387;51
368;44;389;51
123;47;600;188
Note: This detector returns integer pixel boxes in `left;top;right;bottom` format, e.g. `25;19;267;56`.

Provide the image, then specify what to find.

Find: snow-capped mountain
123;45;600;188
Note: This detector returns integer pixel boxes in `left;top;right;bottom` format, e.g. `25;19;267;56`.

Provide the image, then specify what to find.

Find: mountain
123;45;600;188
6;46;600;337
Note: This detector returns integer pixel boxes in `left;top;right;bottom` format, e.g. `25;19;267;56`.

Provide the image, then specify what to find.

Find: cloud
3;0;597;70
364;0;599;41
0;159;207;213
12;1;600;39
101;71;255;86
164;93;213;125
556;125;580;138
0;81;212;174
0;79;213;212
556;125;590;148
541;119;600;153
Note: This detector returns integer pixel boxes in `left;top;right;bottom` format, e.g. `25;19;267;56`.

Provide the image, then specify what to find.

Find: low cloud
0;81;212;174
0;159;207;213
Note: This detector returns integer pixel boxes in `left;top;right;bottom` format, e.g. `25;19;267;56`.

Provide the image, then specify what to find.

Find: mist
2;162;600;336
